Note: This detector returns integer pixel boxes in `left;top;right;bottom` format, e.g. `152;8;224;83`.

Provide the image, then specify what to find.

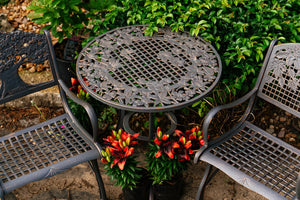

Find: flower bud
182;137;186;144
126;137;131;146
123;141;127;148
106;148;111;156
200;139;205;146
112;130;117;137
119;139;124;148
198;135;202;140
118;129;122;135
106;156;111;163
158;131;162;139
101;150;106;157
197;130;201;137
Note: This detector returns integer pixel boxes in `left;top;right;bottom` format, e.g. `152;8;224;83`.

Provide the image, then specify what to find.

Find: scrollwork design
265;45;300;91
77;25;221;110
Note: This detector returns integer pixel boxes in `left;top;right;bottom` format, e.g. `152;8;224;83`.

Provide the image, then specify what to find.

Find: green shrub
28;0;91;43
94;0;300;97
0;0;10;6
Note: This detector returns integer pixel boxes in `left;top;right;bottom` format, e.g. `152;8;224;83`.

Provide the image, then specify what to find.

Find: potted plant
27;0;90;86
146;127;205;200
100;129;151;200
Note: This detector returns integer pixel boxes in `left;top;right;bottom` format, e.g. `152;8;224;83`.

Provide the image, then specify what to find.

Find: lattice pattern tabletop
76;25;222;112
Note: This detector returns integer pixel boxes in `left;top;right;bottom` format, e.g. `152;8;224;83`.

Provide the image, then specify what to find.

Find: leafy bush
94;0;300;97
0;0;10;6
28;0;91;43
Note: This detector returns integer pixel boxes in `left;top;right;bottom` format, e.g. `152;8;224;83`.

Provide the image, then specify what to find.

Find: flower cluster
146;126;206;184
100;129;143;190
101;129;139;170
154;126;205;162
69;77;89;100
175;126;206;151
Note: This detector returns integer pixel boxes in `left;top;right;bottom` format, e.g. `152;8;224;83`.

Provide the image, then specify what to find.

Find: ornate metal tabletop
76;25;222;112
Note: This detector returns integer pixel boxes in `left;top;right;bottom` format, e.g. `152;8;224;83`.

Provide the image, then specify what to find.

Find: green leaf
274;24;282;30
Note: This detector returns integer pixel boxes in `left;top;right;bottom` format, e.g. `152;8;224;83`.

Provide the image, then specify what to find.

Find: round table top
76;25;222;112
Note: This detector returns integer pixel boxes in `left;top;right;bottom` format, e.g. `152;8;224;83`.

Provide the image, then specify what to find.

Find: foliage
27;0;91;43
90;0;300;98
146;127;205;184
192;86;232;117
0;0;9;6
68;77;116;132
100;129;143;190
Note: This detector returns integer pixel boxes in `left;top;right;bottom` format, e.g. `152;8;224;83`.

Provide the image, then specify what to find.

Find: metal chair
194;39;300;200
0;30;107;200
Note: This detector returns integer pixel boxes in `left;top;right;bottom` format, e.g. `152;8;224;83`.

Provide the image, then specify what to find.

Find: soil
1;94;299;200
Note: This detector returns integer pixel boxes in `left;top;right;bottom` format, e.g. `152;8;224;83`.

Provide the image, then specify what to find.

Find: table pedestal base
121;111;177;141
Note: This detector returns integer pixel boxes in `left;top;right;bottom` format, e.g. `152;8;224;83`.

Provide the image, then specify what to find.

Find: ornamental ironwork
264;44;300;91
0;31;49;99
77;25;222;111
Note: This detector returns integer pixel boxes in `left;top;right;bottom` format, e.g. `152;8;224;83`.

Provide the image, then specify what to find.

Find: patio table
76;25;222;140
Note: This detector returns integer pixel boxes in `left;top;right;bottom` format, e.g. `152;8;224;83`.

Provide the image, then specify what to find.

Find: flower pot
122;168;151;200
54;37;83;87
153;174;184;200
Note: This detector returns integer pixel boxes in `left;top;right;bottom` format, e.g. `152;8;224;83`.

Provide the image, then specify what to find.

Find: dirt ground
1;72;299;200
2;101;289;200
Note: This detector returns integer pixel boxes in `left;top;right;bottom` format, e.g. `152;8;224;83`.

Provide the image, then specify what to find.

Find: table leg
123;112;177;141
149;113;154;140
117;110;125;130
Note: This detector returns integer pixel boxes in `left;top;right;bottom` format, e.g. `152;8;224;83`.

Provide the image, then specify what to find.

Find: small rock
289;138;296;142
278;129;285;138
266;128;275;134
279;117;286;122
285;111;292;116
29;66;36;73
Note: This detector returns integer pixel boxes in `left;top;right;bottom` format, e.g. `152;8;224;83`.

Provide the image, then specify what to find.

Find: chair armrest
194;89;257;163
58;79;99;142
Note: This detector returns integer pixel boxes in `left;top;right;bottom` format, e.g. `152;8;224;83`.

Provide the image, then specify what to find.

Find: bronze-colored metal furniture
0;30;107;200
76;25;222;141
194;39;300;200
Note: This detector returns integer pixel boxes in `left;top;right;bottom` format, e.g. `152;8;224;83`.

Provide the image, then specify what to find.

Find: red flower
176;126;206;150
102;129;139;170
109;146;135;170
154;127;179;159
176;136;193;161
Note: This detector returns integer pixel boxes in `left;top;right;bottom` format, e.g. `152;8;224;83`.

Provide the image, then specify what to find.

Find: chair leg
196;163;212;200
88;160;107;200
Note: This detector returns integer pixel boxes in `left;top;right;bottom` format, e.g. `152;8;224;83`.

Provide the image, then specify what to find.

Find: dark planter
122;168;151;200
54;38;82;87
153;174;184;200
55;57;74;88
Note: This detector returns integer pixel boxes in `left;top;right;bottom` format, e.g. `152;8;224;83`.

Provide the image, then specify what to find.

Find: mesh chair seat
0;114;100;194
201;121;300;200
0;30;107;200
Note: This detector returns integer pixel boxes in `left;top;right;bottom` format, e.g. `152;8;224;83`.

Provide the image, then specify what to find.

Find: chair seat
201;121;300;200
0;114;100;194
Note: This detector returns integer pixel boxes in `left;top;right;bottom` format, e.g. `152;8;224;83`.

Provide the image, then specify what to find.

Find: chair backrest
258;42;300;118
0;31;59;105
